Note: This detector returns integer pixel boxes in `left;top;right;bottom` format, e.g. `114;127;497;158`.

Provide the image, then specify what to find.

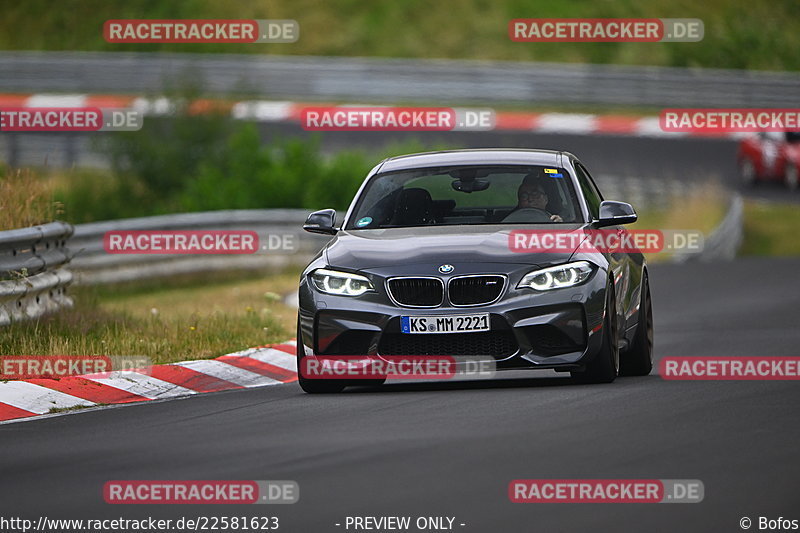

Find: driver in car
516;174;563;222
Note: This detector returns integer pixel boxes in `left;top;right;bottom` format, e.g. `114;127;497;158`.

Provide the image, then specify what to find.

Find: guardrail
69;209;331;284
0;222;74;325
680;193;744;263
2;51;798;107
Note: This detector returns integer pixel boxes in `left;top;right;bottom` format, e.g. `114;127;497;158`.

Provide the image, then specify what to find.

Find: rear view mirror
595;201;637;227
451;178;490;193
303;209;337;235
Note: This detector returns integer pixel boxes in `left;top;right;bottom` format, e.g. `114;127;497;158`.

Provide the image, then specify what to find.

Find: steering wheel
501;207;553;223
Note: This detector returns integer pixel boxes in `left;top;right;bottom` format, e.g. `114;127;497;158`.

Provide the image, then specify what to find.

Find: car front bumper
298;262;609;371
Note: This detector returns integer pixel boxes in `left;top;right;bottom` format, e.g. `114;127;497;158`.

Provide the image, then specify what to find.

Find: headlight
517;261;594;291
311;268;375;297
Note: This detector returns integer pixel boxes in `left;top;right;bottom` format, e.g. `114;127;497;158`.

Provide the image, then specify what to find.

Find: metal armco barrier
1;51;798;107
69;209;331;284
0;221;74;325
680;194;744;263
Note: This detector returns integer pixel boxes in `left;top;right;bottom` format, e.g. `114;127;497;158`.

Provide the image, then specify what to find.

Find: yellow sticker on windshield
544;168;558;173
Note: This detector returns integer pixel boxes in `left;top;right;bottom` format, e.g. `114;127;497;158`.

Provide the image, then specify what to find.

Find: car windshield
346;165;583;229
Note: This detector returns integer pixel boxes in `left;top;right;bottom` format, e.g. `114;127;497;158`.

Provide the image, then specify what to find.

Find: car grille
387;277;444;307
378;330;518;357
448;275;505;306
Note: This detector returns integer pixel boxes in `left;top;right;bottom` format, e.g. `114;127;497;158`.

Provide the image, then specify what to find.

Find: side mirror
303;209;338;235
595;201;637;227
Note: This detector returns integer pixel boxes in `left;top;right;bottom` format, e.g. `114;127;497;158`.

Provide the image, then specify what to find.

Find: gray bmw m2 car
297;149;653;393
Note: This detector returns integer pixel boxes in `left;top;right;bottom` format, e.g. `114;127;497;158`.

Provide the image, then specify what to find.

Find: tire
739;159;757;187
572;282;619;384
619;273;653;376
296;318;347;394
784;163;799;190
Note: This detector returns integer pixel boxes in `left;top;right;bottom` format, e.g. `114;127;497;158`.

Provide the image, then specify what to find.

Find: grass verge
740;200;800;256
1;0;799;71
0;166;60;230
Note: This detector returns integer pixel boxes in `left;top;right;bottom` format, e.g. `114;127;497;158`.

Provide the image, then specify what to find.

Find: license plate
401;314;490;334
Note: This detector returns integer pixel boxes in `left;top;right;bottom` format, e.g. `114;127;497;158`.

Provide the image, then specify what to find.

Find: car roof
378;149;576;173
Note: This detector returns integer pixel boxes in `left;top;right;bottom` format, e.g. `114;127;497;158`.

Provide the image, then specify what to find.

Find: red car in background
737;131;800;189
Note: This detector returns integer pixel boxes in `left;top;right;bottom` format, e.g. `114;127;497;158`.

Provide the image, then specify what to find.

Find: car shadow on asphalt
340;373;658;394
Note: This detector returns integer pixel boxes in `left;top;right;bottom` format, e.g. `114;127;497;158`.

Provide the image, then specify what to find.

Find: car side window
573;162;603;220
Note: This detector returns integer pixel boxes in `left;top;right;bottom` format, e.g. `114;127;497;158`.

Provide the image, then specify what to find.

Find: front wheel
619;273;653;376
572;282;618;384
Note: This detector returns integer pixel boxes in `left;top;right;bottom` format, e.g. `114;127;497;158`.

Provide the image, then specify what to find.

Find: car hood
324;224;587;271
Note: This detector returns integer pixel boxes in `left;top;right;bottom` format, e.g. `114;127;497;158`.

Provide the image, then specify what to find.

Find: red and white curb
0;93;745;139
0;341;297;424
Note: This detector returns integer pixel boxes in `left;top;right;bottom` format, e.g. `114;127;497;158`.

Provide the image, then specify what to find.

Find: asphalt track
2;256;799;532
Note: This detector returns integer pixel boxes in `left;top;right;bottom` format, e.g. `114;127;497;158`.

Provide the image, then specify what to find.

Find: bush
178;124;372;212
51;170;154;223
104;110;233;197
